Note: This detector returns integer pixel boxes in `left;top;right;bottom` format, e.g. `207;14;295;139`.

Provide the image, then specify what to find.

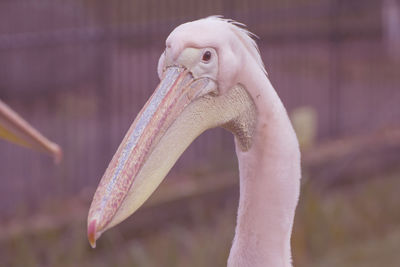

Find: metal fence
0;0;399;216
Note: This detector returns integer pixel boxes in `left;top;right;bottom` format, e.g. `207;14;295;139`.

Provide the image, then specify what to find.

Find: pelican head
88;17;270;247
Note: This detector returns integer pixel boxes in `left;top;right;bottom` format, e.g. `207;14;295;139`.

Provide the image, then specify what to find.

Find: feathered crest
204;16;267;76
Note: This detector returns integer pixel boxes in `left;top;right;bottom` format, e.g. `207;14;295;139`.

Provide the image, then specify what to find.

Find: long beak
0;100;62;163
87;66;218;247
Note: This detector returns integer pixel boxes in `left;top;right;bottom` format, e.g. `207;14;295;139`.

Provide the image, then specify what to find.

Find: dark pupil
202;51;211;61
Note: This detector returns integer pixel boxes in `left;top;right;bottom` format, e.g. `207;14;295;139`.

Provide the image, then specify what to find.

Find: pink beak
87;66;215;247
0;100;62;163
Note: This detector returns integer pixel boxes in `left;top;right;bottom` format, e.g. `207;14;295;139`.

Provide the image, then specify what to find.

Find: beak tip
88;219;97;248
51;143;63;164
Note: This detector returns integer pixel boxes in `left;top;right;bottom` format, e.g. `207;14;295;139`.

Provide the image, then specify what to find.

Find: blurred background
0;0;400;266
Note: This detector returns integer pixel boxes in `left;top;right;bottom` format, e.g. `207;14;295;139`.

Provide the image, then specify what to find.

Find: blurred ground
1;168;400;267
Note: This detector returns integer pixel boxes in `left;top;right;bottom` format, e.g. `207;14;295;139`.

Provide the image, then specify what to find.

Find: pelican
0;99;61;162
88;17;300;267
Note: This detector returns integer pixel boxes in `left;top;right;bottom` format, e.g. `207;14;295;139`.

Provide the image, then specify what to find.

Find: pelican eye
202;51;212;62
